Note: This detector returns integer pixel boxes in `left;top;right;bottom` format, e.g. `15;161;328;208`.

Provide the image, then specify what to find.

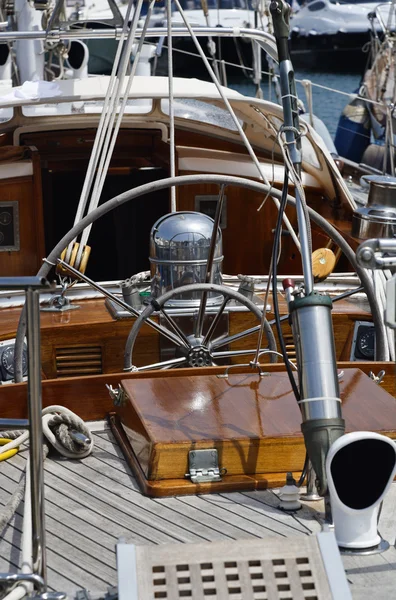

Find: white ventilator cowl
326;431;396;550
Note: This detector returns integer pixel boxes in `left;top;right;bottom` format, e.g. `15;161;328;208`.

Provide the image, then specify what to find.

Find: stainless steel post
195;186;225;339
278;59;313;295
26;288;46;585
300;460;321;501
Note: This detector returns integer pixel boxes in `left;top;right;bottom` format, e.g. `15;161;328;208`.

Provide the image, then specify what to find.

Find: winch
352;175;396;239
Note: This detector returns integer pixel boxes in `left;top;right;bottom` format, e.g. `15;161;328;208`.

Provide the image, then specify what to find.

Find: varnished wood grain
0;147;45;276
116;369;396;491
0;296;371;377
0;363;394;422
109;413;262;497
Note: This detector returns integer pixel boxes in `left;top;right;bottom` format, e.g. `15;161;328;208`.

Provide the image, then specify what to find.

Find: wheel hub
187;346;212;368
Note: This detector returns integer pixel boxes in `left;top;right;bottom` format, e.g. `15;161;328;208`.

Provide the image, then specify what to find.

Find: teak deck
113;368;396;496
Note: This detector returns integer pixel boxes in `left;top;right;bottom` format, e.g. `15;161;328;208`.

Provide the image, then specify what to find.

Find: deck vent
117;532;351;599
55;345;102;377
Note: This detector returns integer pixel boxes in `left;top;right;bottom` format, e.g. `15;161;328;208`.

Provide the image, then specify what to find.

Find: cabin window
0;107;13;123
161;98;242;131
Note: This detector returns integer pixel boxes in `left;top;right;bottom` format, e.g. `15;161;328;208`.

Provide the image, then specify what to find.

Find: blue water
228;69;361;138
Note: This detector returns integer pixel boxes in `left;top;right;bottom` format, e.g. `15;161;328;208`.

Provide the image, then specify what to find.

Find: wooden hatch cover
109;368;396;497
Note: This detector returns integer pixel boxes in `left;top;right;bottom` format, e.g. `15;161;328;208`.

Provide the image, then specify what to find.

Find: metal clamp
185;449;226;483
356;238;396;270
106;384;127;407
217;363;269;379
369;370;386;385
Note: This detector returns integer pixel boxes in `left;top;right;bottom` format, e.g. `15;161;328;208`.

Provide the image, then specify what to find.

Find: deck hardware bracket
30;593;66;600
217;363;269;379
185;449;225;483
106;384;126;407
356;238;396;270
75;590;93;600
369;370;386;385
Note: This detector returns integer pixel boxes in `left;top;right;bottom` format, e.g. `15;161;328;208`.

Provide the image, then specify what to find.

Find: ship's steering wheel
123;283;278;372
13;173;386;382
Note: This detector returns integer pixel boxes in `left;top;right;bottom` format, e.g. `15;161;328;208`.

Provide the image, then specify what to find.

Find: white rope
0;405;94;457
66;0;136;262
173;0;271;188
167;0;176;212
297;396;342;405
76;0;147;263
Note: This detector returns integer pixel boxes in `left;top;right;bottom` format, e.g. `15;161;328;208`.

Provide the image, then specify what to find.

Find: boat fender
334;97;370;163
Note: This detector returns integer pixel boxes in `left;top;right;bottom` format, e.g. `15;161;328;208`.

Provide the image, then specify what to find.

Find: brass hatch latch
185;449;226;484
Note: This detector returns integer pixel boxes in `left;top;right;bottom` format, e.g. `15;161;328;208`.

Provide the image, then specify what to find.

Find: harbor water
229;69;361;138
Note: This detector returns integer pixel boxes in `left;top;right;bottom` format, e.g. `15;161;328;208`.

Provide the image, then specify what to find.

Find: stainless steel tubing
195;187;225;338
290;293;345;496
56;258;183;348
300;460;321;501
293;305;341;421
0;418;30;429
26;288;47;585
0;27;278;60
291;301;341;419
0;572;45;590
0;277;48;290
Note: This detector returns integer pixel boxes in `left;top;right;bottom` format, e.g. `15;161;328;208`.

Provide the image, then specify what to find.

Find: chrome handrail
0;277;53;596
0;26;278;61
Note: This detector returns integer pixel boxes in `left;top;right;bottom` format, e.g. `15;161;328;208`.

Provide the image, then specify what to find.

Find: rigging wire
167;0;176;211
66;0;137;262
172;0;301;250
77;0;149;261
272;169;300;402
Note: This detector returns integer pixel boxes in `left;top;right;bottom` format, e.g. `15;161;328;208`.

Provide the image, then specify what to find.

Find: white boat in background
290;0;394;68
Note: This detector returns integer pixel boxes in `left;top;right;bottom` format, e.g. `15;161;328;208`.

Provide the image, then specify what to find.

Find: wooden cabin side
0;122;377;380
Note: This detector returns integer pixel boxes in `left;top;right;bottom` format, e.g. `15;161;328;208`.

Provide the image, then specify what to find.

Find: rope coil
0;406;94;538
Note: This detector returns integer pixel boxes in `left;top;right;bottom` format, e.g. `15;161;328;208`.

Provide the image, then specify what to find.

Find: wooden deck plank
0;462;150;548
379;483;396;546
0;431;395;598
176;495;289;538
50;456;231;542
43;460;211;544
242;488;323;534
0;475;117;582
187;493;306;538
218;491;316;535
0;520;109;596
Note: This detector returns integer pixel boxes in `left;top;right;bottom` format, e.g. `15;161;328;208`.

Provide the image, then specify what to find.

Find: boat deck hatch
109;368;396;497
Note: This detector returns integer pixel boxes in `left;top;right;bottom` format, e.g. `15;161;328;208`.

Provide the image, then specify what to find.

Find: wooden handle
312;247;337;282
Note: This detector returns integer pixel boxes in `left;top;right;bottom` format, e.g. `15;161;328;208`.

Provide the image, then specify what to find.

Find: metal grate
126;535;346;600
55;345;102;377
